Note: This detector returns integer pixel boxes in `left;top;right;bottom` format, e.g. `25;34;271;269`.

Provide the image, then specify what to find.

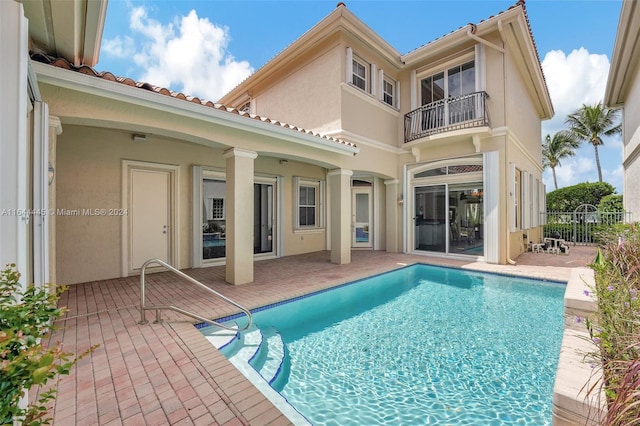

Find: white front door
352;187;372;248
131;168;171;269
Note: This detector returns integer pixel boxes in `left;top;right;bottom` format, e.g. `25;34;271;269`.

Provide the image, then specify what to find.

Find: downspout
467;21;516;264
496;20;517;265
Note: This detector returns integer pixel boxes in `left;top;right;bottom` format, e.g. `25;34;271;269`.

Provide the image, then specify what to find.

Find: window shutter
509;163;516;233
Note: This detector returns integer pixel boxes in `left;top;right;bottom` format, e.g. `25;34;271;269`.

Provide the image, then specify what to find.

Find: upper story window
420;60;475;106
383;75;396;107
352;56;369;92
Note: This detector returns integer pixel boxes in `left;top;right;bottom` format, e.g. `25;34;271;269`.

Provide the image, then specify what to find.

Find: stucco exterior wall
623;70;640;220
253;45;343;134
341;86;400;146
55;125;329;284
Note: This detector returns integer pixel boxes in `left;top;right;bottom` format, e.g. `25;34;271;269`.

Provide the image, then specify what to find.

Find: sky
97;0;625;193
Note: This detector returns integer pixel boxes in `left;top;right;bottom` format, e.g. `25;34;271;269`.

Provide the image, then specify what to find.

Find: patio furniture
530;242;545;253
544;237;570;255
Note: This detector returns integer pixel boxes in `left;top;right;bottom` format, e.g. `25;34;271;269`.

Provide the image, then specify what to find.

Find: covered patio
36;248;595;425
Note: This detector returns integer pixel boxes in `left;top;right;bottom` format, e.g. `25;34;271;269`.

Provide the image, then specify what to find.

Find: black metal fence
541;208;632;245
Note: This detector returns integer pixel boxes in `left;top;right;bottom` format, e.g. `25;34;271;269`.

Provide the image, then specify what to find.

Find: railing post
139;266;148;325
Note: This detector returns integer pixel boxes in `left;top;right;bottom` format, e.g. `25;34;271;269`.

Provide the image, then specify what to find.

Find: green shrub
0;264;95;424
547;181;615;212
599;194;624;213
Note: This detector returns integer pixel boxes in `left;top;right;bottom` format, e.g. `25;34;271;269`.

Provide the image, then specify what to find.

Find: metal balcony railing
404;91;490;143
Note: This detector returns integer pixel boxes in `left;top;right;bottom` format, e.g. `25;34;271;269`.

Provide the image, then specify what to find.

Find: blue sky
98;0;624;193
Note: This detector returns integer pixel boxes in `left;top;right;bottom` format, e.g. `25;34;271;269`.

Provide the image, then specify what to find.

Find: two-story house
220;1;553;265
605;0;640;222
2;0;551;288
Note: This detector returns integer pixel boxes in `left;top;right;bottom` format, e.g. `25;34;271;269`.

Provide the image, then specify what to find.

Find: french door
352;186;372;248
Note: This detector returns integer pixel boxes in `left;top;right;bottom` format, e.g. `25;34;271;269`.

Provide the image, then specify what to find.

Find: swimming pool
200;264;565;425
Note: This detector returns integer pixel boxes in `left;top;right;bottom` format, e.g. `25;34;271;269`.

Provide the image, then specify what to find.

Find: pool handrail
138;258;253;331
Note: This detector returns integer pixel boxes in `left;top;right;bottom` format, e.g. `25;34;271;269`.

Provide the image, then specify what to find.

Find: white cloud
101;35;135;59
540;48;622;191
104;6;253;101
541;47;610;137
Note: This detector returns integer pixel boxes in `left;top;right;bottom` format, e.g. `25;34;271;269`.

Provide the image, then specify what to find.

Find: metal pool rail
139;258;252;331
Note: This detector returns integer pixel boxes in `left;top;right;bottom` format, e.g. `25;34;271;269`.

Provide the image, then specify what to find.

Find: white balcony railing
404;91;490;143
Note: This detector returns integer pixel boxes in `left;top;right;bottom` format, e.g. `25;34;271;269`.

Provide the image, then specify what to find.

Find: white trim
121;160;180;276
370;63;377;97
0;1;29;287
509;162;517;233
522;171;530;229
410;69;417;110
475;43;486;92
323;129;403;154
223;147;258;160
32;102;50;288
294;177;326;230
192;166;203;268
346;47;353;85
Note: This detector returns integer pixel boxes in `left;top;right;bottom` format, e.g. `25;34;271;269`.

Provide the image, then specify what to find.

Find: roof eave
218;5;403;105
604;0;640;108
33;61;359;156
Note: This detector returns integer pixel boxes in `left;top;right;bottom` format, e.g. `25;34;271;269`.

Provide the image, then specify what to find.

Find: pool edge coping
552;267;606;425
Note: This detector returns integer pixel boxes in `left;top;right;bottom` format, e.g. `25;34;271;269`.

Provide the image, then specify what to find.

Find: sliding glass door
414;185;447;253
410;159;484;257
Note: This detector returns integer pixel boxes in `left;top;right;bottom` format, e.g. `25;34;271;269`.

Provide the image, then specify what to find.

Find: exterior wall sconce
398;195;404;205
48;162;55;185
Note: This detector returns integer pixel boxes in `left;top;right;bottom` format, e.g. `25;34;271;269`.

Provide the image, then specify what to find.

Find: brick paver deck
34;248;596;425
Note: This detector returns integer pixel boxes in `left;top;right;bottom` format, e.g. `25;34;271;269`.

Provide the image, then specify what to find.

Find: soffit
19;0;107;67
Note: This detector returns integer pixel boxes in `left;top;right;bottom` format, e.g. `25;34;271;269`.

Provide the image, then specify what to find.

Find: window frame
211;197;224;220
352;56;369;93
382;74;396;107
294;177;325;230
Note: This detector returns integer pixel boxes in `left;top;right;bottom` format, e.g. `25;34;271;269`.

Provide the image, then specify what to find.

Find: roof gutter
33;62;359;157
466;23;505;53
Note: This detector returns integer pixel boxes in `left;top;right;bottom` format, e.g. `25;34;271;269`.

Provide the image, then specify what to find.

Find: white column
484;151;500;264
0;1;29;289
223;148;257;285
328;169;352;264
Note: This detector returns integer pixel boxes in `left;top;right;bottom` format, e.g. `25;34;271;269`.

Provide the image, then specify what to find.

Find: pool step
250;327;289;388
204;323;290;391
202;321;242;356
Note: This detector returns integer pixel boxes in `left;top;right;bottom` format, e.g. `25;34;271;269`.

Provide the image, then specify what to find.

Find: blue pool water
204;264;565;425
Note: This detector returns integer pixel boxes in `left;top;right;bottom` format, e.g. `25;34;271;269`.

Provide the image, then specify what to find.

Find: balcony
404;91;490;143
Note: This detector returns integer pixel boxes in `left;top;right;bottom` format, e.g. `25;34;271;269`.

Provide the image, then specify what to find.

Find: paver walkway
34;247;596;425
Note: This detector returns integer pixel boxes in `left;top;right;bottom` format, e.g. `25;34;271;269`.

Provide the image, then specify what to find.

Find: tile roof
406;0;539;60
29;51;357;151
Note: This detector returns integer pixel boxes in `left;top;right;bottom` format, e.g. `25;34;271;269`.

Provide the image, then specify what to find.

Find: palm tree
565;102;622;182
542;131;581;190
